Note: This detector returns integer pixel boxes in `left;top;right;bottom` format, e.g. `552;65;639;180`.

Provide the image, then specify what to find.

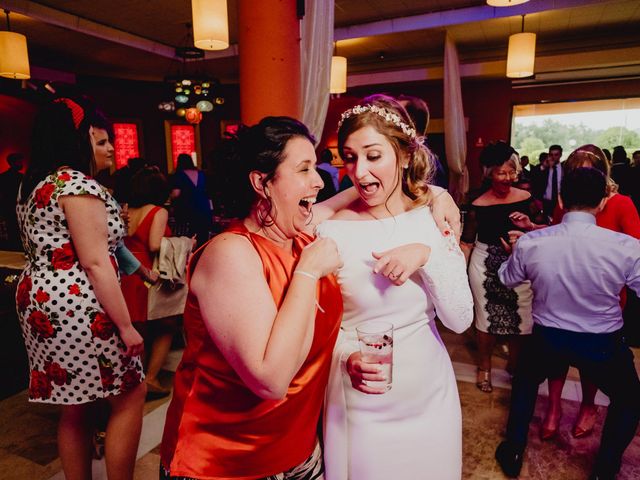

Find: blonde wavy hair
337;94;436;206
565;144;618;195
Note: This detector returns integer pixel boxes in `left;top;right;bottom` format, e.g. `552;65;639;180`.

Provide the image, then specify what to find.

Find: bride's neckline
326;204;428;223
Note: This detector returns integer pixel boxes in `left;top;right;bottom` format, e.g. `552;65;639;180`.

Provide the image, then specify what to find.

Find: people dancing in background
540;144;640;441
160;114;462;479
318;95;473;480
461;141;545;393
120;166;175;399
16;99;145;480
495;167;640;479
170;153;213;246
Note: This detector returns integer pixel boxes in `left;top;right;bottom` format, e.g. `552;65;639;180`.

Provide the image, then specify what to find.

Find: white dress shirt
498;211;640;333
544;163;562;201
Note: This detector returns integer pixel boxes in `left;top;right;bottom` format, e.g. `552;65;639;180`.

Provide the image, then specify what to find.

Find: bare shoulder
329;201;363;221
511;188;532;202
191;232;262;294
471;192;491;207
153;207;169;221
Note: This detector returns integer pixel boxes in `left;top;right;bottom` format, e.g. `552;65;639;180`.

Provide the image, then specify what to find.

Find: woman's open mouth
358;181;380;196
299;196;316;215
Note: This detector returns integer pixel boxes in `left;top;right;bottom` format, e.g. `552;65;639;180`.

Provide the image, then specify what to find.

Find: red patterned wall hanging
170;125;196;168
113;123;140;169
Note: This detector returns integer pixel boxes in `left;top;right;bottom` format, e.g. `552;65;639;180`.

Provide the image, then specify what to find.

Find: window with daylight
113;123;141;170
511;98;640;164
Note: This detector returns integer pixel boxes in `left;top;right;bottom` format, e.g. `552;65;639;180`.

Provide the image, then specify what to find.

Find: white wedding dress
316;206;474;480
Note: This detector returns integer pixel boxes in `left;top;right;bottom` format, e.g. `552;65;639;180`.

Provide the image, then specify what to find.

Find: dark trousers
542;198;556;219
506;324;640;476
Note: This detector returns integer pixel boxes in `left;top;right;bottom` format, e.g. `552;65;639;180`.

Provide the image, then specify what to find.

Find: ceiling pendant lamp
487;0;530;6
330;43;347;94
0;10;30;79
191;0;229;50
506;15;536;78
330;56;347;94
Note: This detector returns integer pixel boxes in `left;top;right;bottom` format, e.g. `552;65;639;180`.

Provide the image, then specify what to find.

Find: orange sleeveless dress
160;223;343;479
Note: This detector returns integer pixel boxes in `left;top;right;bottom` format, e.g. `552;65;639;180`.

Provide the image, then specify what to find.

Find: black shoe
495;441;524;478
588;471;617;480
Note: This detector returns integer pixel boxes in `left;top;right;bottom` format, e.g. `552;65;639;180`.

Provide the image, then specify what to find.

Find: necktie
551;165;558;208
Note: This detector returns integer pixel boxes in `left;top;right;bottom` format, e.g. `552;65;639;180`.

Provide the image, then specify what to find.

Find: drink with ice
356;321;393;391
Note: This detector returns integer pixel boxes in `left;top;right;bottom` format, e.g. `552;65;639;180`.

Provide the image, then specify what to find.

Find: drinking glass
356;321;393;391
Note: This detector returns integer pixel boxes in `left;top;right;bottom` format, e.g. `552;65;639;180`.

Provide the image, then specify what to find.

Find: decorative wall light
330;43;347;95
158;23;225;121
0;10;30;79
192;0;229;51
487;0;530;6
506;15;536;78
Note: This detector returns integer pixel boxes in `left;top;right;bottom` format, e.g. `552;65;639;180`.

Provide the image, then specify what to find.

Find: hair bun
479;141;516;168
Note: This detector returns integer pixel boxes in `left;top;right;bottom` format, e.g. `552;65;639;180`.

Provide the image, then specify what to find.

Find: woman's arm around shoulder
308;187;359;232
191;231;341;399
429;186;462;240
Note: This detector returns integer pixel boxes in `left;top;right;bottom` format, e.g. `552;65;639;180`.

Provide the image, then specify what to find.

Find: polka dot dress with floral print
15;168;144;404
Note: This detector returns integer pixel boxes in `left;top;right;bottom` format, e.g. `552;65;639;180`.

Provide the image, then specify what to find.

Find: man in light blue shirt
495;168;640;480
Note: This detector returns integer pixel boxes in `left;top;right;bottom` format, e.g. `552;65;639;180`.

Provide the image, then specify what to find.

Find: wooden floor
1;325;639;480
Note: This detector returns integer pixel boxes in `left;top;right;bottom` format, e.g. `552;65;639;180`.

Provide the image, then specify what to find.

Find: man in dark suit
530;152;547;200
540;145;563;219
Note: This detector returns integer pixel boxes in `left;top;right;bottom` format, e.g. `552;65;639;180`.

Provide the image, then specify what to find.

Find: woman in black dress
461;141;544;392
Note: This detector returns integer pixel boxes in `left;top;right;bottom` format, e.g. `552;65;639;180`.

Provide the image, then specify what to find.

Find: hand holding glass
356;321;393;391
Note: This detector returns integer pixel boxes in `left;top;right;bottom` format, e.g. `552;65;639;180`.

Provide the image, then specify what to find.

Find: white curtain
300;0;334;142
444;32;469;203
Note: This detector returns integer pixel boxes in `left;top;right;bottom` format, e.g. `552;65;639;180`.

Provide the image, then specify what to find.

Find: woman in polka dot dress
15;99;146;480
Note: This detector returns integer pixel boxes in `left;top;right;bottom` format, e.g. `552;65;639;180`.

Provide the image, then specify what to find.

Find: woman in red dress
120;167;172;396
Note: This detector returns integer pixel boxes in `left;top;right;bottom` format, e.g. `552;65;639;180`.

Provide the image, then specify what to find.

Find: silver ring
389;272;398;279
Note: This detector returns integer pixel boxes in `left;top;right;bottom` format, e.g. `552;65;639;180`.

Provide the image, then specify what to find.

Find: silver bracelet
293;270;325;312
293;269;319;281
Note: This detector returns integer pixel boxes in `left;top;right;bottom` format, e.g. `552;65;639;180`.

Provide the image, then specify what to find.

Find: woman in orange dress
160;117;344;479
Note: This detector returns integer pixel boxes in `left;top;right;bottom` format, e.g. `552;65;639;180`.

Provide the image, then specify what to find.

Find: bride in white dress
316;95;474;480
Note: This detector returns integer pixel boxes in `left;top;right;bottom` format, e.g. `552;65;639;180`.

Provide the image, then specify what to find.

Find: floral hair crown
337;104;417;139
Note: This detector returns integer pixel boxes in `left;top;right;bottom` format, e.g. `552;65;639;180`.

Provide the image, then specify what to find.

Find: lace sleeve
418;226;474;333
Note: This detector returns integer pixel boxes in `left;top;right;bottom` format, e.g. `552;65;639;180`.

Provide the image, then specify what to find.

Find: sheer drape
444;33;469;203
300;0;334;141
